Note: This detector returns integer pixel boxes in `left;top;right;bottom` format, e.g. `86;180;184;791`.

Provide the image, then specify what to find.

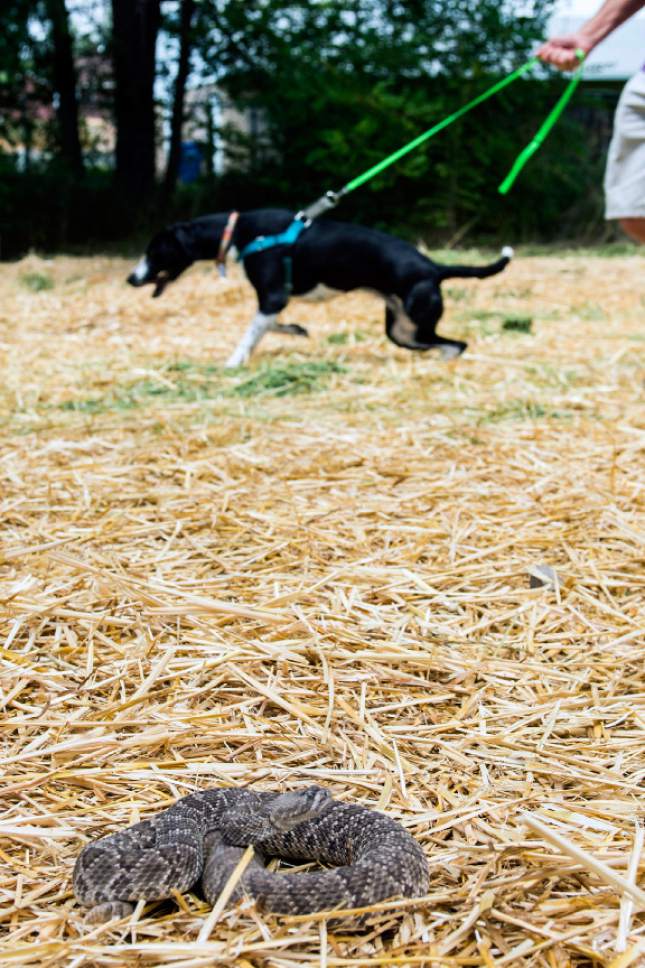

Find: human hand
536;35;591;70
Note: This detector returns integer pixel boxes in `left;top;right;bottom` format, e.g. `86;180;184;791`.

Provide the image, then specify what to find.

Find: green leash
341;58;539;195
240;57;587;271
300;53;586;220
498;50;586;194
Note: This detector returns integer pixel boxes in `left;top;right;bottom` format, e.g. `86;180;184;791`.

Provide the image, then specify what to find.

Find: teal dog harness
237;217;308;262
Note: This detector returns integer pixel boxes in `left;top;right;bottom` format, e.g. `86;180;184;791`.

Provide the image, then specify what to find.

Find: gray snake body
73;785;429;921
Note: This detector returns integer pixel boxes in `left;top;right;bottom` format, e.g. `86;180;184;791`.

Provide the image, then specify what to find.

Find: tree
45;0;84;174
0;0;614;253
193;0;564;238
0;1;43;163
163;0;196;199
111;0;161;200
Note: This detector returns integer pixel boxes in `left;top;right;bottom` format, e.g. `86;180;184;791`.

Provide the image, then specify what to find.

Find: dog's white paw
225;355;248;369
501;245;514;260
439;344;463;360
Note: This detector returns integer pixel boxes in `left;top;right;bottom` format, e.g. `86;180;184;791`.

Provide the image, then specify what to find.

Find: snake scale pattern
74;785;429;922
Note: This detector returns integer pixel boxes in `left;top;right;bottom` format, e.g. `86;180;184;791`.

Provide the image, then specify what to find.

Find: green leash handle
340;57;539;196
498;50;586;194
300;52;585;218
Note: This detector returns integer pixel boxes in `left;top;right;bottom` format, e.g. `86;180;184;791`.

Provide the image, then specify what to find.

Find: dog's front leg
225;312;277;368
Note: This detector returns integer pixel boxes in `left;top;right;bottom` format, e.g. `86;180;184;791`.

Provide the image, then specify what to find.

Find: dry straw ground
0;247;644;968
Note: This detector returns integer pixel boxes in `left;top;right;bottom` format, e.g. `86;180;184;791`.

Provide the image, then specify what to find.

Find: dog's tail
436;246;514;282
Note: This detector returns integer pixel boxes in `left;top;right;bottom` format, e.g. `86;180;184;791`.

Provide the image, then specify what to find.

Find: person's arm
538;0;645;70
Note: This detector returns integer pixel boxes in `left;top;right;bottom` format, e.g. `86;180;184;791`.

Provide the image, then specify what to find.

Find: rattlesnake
73;785;429;922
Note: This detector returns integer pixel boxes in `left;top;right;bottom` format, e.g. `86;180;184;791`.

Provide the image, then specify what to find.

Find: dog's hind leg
432;336;467;359
385;286;467;358
225;311;277;368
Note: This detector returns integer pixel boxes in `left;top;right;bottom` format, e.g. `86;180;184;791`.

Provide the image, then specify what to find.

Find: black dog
128;208;513;367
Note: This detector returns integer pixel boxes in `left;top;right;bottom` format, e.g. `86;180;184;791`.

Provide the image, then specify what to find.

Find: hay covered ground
0;246;644;967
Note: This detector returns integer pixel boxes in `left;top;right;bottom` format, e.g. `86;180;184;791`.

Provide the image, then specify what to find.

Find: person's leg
619;218;645;243
604;73;645;242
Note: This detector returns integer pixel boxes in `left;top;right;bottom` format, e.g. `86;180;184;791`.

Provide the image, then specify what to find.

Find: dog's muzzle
126;273;168;298
128;256;152;287
150;273;170;298
127;257;169;297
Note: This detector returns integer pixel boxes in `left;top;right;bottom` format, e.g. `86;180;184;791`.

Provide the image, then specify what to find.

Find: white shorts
604;71;645;220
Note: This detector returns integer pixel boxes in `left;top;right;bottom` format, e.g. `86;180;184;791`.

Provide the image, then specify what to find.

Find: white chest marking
132;256;149;282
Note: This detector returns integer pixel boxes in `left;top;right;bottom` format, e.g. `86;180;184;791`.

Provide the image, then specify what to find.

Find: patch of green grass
20;272;54;292
60;397;110;414
166;360;220;375
457;309;533;338
471;310;500;322
58;375;221;414
326;330;367;345
480;400;571;423
575;303;606;321
231;361;346;398
455;309;500;336
589;241;640;257
55;360;348;414
445;287;471;303
501;286;534;299
123;378;221;405
524;363;580;389
502;315;533;333
517;242;640;257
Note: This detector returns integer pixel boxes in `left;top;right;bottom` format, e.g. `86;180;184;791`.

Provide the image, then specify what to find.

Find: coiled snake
73;785;429;922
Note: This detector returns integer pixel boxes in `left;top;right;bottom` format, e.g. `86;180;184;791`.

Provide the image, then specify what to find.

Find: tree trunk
111;0;161;199
163;0;196;199
45;0;84;175
203;97;216;178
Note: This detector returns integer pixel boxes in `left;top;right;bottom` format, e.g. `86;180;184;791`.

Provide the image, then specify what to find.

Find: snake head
268;786;333;832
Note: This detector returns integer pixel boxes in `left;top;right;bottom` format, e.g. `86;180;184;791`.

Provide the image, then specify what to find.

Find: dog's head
127;224;194;297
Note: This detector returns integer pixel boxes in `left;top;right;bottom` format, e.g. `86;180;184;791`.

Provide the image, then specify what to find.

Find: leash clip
300;190;340;221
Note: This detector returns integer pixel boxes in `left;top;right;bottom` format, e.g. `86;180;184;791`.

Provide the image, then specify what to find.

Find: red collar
216;210;239;277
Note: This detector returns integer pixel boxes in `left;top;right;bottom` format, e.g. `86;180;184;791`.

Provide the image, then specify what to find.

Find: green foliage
193;1;614;243
0;0;622;255
195;0;607;242
0;158;153;257
0;1;48;147
20;271;54;292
